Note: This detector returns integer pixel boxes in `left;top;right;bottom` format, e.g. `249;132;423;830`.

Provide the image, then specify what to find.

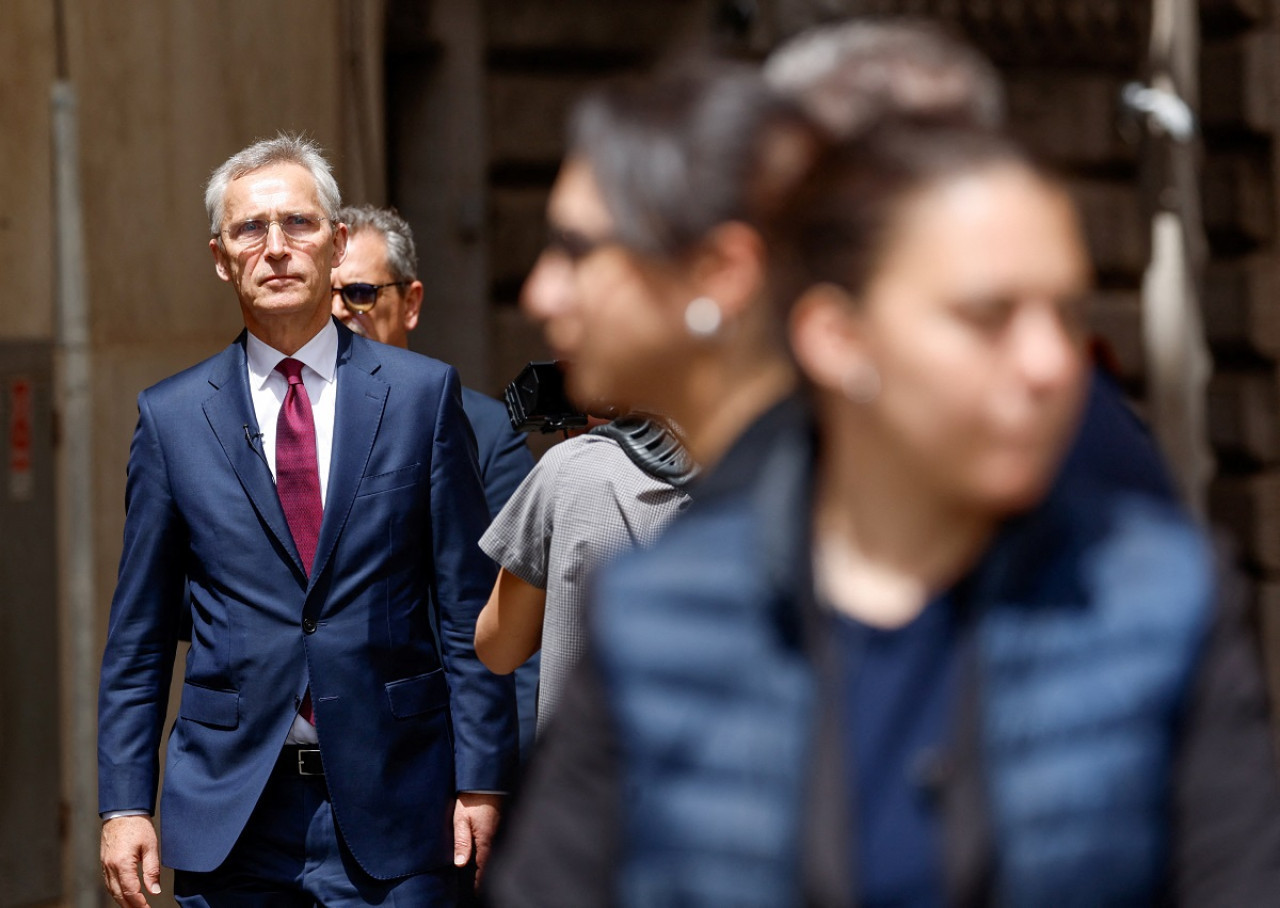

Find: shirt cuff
101;809;151;821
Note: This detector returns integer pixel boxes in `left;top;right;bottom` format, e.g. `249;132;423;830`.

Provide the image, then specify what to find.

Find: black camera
504;361;589;434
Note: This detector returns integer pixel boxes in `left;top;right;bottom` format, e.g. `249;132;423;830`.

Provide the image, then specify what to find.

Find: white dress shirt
246;320;340;746
244;319;338;507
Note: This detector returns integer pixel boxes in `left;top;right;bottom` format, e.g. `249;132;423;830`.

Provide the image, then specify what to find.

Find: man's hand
101;815;161;907
453;792;503;886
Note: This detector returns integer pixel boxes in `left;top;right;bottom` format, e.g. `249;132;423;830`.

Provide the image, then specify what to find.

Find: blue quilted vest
972;472;1212;906
592;431;1213;907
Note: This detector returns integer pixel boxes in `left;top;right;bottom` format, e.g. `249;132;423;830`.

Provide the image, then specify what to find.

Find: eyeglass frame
331;281;411;314
544;225;624;264
214;213;334;250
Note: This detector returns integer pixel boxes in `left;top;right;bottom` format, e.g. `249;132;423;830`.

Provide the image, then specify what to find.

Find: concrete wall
62;1;352;636
4;2;369;904
1;2;57;343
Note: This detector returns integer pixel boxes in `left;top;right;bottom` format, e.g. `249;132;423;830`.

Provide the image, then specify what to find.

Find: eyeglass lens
225;214;326;247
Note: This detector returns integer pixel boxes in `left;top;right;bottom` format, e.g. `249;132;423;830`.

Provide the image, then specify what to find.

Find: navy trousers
173;760;456;907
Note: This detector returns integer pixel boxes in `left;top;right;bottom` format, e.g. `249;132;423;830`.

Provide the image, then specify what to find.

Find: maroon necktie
275;357;322;724
275;358;323;573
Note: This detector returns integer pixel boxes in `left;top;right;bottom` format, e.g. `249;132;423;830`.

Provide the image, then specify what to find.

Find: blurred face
330;230;421;348
521;157;692;412
804;164;1091;515
210;163;346;339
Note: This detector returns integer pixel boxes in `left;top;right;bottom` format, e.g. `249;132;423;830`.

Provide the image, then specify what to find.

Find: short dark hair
768;118;1050;313
567;60;823;260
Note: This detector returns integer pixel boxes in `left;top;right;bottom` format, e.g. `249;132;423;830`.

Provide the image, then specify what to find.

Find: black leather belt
277;745;324;777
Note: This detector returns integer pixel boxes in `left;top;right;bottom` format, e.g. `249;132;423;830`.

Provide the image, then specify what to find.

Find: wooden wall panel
1070;180;1150;275
486;0;710;53
1089;290;1145;381
1212;472;1280;571
1006;73;1135;168
1209;371;1280;465
70;1;346;349
1203;153;1275;245
1201;32;1279;133
490;187;550;295
0;0;56;341
1204;257;1280;359
488;74;586;167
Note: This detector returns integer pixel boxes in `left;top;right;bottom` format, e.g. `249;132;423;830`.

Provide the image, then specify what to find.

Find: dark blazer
98;322;517;880
461;387;534;520
486;388;1280;906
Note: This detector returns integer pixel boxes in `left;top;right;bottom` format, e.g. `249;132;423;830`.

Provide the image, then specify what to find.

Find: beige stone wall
3;2;368;903
60;0;352;653
0;1;57;342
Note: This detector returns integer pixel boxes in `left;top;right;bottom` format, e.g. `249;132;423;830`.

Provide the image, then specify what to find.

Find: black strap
589;415;699;488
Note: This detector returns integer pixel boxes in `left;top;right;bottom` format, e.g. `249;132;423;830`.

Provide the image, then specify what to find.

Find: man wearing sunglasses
331;204;538;760
97;135;517;907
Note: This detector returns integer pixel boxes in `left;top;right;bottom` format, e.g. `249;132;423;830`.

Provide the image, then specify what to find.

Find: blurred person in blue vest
482;36;1280;908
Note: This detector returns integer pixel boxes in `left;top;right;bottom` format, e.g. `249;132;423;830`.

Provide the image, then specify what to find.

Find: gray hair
204;133;342;235
336;204;419;283
764;20;1005;137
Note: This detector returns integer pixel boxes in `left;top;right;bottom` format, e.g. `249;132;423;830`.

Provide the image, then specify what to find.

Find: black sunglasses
332;281;408;314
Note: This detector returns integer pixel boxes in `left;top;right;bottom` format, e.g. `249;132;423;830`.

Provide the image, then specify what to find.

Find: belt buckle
296;748;323;776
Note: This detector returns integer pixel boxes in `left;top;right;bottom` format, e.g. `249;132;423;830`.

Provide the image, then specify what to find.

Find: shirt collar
245;318;339;389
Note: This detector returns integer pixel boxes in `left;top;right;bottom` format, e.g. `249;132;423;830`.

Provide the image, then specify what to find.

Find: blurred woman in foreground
485;65;1280;908
513;65;814;474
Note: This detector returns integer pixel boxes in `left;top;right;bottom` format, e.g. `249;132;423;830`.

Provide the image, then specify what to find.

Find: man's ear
210;238;231;283
789;283;868;394
331;221;349;268
689;221;766;323
404;281;424;332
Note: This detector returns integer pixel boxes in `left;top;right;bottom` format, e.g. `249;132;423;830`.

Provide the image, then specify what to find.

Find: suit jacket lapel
202;332;304;575
309;329;387;590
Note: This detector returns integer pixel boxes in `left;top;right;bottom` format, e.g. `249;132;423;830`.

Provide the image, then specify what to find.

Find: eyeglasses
332;281;408;314
219;213;330;249
545;225;620;263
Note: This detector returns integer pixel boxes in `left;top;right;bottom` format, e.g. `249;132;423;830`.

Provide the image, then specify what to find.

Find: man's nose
264;220;288;256
331;290;346;320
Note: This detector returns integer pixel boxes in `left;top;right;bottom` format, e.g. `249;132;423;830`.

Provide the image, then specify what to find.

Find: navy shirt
834;594;964;907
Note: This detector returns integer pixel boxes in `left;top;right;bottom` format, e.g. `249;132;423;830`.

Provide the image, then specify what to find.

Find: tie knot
276;358;305;385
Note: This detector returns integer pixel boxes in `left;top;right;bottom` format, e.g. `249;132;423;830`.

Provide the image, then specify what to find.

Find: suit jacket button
302;617;317;634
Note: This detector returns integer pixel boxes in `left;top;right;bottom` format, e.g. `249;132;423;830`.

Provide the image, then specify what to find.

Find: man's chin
244;293;328;325
340;318;368;338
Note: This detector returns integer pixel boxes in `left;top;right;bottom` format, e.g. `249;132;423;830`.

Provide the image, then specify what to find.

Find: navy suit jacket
461;387;534;520
98;322;517;879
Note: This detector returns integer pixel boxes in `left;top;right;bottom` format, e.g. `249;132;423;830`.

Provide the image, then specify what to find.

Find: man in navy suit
329;205;538;759
97;135;517;906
